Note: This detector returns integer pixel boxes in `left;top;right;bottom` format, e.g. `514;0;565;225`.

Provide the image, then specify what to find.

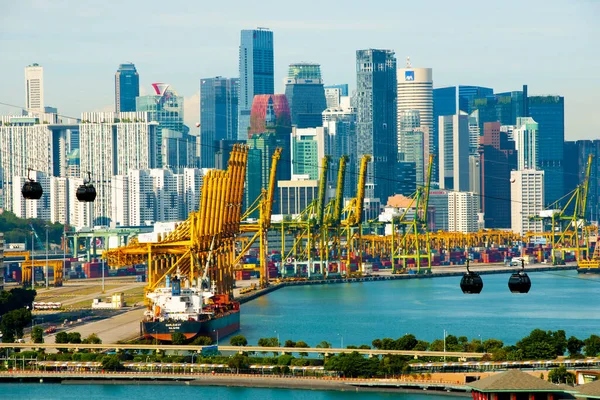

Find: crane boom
420;154;435;225
353;155;371;226
332;155;348;225
315;156;330;226
580;154;594;219
263;148;282;229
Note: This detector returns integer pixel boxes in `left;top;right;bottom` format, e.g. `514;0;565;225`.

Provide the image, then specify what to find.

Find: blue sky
1;0;598;139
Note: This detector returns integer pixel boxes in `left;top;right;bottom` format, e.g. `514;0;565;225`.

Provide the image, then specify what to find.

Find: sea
5;269;600;399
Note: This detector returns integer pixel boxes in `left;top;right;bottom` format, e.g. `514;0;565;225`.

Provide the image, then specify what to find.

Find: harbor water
240;270;600;346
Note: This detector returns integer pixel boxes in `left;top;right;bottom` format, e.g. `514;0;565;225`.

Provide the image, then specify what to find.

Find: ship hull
142;309;240;342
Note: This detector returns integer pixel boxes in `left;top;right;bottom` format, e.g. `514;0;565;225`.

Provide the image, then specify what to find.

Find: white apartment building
50;177;69;224
182;168;203;217
513;117;539;170
448;191;479;233
150;169;180;222
12;173;51;220
438;113;470;191
25;63;44;113
511;169;545;235
68;178;93;229
397;65;433;156
128;170;155;226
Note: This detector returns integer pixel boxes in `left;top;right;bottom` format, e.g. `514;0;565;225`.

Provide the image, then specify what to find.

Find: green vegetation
0;308;32;342
31;326;44;343
548;366;575;385
0;211;66;248
230;335;248;346
101;355;123;371
171;332;186;345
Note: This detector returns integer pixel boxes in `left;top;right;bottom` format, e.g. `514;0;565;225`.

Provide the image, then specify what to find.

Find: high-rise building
246;133;278;214
199;77;239;168
458;86;493;114
214;139;246;170
448;191;480;233
467;110;480;155
397;62;433;171
25;63;44;113
12;173;50;220
478;122;517;228
0;233;4;291
513;117;539;170
291;127;326;179
511;169;545;235
278;178;318;215
115;63;140;113
563;140;600;221
50;177;69;225
528;95;564;206
284;63;327;128
398;110;425;185
127;170;155;226
428;190;449;231
438;113;470;191
356;49;397;200
324;84;349;108
238;28;274;140
136;83;185;168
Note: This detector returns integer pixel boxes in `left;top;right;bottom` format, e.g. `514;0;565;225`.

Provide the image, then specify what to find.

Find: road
43;307;145;344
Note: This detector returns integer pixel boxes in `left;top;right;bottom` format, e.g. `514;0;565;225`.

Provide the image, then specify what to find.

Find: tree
31;326;44;344
584;335;600;357
516;329;567;359
483;339;504;353
67;332;82;344
191;336;213;346
55;331;69;344
0;308;32;341
101;355;122;371
171;333;186;345
295;340;309;358
316;341;331;349
567;336;584;357
548;366;575;385
228;353;249;373
325;352;378;378
395;334;418;350
83;333;102;344
284;340;296;348
229;335;248;346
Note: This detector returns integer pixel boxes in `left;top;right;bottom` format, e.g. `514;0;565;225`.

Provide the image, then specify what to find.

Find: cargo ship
141;276;240;342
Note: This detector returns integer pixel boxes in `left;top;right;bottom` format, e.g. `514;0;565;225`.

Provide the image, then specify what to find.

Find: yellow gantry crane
104;144;249;296
236;147;282;288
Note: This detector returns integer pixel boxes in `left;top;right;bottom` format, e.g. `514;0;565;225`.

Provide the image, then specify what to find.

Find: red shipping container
12;270;22;282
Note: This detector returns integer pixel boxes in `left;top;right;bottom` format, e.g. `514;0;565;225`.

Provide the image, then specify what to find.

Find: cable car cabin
508;271;531;293
22;180;43;200
460;271;483;294
76;183;97;202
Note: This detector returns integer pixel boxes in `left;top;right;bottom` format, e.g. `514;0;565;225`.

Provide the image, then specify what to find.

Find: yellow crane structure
530;154;594;265
390;154;435;274
5;251;64;287
104;144;249;296
235;147;282;288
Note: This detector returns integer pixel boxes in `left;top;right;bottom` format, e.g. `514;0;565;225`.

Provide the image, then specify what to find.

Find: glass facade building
284;63;327;129
458;86;493;114
356;49;397;201
238;28;274;140
200;77;239;168
528;95;564;206
115;63;139;112
136;83;186;168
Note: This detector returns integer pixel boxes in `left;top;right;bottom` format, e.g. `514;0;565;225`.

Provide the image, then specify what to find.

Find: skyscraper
528;95;564;206
199;77;239;168
324;84;349;108
458;86;493;114
356;49;397;200
115;63;140;112
136;83;186;168
511;169;545;235
238;28;274;140
479;122;517;228
513;117;539;170
290;127;326;179
25;63;44;113
397;61;433;170
438;113;470;191
284;63;327;128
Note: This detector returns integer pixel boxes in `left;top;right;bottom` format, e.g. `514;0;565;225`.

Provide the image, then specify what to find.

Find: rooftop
468;370;569;393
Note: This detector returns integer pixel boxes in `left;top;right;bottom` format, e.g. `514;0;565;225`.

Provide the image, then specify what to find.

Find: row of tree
0;211;66;248
0;288;36;343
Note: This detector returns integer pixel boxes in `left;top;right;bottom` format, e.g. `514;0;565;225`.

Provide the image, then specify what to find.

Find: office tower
470;85;528;132
214;139;245;170
291;127;326;179
468;110;480;155
162;129;195;171
246;133;278;214
438;113;470;191
479;122;517;228
398;110;425;185
278;178;318;215
324;84;349;108
564;140;600;221
469;155;481;196
0;233;4;291
115;63;140;112
25;63;44;113
528;95;564;206
199;77;239;168
448;191;480;233
395;162;417;197
356;49;397;200
323;98;357;197
511;169;545;235
458;86;493;114
136;83;185;167
433;87;456;161
238;28;274;140
398;61;433;169
79;112;158;225
284;63;327;128
513;117;539;170
249;94;292;181
428;190;449;231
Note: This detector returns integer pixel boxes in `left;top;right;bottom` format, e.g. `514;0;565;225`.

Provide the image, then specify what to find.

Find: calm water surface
240;270;600;346
1;383;457;400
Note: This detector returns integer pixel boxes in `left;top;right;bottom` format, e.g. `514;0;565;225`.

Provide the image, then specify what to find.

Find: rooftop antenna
406;56;412;68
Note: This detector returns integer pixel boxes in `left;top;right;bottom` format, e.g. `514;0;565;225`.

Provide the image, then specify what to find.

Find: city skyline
0;0;598;140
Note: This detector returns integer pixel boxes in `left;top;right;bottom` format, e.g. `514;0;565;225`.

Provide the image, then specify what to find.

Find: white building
128;170;155;226
111;175;129;227
68;178;93;229
290;127;327;180
438;113;470;191
150;169;180;222
50;177;69;224
468;110;480;155
182;168;203;218
25;63;44;113
397;63;433;158
448;191;479;233
278;177;318;215
511;169;545;235
12;173;51;220
0;233;4;290
513;117;539;170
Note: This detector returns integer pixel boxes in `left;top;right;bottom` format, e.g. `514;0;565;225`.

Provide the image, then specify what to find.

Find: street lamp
274;330;279;347
45;225;49;289
337;333;344;349
31;231;35;288
213;330;219;346
443;329;447;362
